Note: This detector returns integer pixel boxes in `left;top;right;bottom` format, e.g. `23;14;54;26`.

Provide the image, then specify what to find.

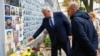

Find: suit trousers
51;38;70;56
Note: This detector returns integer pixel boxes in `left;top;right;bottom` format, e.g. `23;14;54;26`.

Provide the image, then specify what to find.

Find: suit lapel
45;18;53;29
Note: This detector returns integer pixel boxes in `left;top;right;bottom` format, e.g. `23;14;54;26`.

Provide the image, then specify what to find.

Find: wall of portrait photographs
3;0;60;55
4;0;46;55
4;0;23;55
22;0;44;39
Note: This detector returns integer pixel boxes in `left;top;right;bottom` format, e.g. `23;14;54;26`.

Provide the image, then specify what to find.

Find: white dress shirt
50;13;55;25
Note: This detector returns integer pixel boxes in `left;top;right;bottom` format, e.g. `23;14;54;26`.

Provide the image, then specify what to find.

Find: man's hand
68;36;72;40
96;50;99;56
28;36;34;42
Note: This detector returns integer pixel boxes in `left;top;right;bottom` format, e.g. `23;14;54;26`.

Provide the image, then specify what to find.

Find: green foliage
44;35;51;47
79;7;86;11
44;36;51;44
30;52;37;56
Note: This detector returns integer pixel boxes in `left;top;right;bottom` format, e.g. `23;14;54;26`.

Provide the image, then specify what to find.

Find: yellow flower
20;47;34;56
10;53;17;56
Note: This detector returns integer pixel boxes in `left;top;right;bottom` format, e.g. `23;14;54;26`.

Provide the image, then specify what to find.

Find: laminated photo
5;29;13;45
15;7;19;15
10;0;19;6
10;6;15;15
4;0;10;4
5;5;10;15
5;29;13;39
19;8;22;16
12;16;20;31
13;30;19;45
5;16;12;29
19;31;23;41
12;16;20;24
19;0;22;7
6;43;13;56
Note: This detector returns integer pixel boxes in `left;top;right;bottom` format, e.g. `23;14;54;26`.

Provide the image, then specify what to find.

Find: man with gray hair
67;2;98;56
29;6;72;56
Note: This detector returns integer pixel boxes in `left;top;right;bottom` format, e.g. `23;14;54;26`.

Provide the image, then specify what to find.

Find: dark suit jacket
71;10;98;56
33;12;71;43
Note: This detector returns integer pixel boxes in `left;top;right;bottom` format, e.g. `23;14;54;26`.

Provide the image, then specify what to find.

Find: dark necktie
49;18;54;28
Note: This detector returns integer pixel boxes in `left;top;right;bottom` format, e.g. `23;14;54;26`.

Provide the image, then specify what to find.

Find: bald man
67;2;98;56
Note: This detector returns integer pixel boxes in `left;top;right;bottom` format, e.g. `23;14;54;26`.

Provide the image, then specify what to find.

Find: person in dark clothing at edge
29;6;72;56
67;2;98;56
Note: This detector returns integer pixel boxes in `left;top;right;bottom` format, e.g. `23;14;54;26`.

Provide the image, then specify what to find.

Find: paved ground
41;48;66;56
40;43;66;56
41;49;100;56
28;36;100;56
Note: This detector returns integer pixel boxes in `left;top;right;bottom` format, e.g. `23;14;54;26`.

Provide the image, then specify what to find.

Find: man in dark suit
67;2;98;56
29;6;71;56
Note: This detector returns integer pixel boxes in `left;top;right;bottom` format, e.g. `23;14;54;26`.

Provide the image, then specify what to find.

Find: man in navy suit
30;6;71;56
67;2;98;56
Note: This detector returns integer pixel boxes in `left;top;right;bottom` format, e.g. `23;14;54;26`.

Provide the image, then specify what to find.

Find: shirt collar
51;12;53;18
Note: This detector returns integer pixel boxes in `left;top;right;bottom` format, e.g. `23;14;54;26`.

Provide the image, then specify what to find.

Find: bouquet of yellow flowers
10;47;44;56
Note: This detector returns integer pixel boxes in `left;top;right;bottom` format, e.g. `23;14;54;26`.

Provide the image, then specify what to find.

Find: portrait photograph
10;0;19;6
5;16;12;29
13;30;19;45
4;0;10;4
5;29;13;43
10;6;15;15
15;7;19;15
5;5;10;15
